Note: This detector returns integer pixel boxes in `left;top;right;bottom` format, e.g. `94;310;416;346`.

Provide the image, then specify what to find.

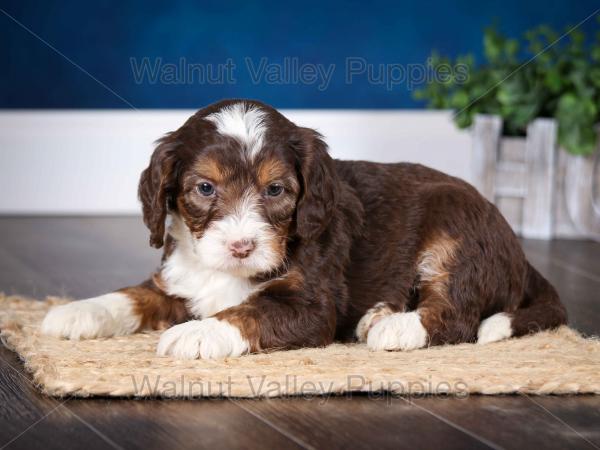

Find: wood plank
529;396;600;448
558;149;600;240
0;347;117;450
523;249;600;336
0;246;58;298
522;119;557;239
411;395;600;450
472;114;502;202
234;396;494;449
0;217;159;299
522;239;600;283
62;398;305;450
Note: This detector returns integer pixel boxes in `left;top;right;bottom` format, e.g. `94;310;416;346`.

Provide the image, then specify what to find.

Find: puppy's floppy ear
293;127;339;241
138;135;179;248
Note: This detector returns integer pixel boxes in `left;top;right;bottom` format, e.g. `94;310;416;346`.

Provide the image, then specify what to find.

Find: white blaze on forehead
205;102;268;159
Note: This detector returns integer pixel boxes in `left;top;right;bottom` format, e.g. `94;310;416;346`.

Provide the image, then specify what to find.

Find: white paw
40;293;138;340
367;311;428;351
477;312;512;344
356;302;394;342
156;318;249;359
41;301;116;340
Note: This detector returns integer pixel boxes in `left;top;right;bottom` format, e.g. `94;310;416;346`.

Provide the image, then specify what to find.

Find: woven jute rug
0;295;599;398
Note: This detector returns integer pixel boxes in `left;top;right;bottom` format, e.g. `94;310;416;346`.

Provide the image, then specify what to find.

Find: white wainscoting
0;110;471;214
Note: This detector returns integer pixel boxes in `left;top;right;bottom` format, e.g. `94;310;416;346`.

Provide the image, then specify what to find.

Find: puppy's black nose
228;239;256;259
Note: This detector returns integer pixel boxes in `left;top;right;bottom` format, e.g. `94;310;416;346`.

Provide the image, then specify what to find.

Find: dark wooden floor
0;217;599;450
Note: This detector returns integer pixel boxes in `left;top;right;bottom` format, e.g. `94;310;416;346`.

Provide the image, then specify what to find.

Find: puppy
41;99;567;359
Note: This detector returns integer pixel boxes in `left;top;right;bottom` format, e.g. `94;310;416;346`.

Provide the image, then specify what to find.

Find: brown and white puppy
41;99;568;359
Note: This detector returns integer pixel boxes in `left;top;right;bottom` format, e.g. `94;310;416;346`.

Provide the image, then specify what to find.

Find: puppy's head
139;100;338;277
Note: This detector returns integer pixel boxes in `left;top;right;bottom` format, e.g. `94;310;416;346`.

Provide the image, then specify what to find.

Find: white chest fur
160;240;256;319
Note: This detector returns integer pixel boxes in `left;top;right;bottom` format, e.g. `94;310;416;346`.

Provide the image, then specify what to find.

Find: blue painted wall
1;0;598;109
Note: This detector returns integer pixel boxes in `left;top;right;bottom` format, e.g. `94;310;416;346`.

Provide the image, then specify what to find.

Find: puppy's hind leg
413;234;483;347
364;233;479;351
355;299;429;351
477;263;567;344
355;302;402;343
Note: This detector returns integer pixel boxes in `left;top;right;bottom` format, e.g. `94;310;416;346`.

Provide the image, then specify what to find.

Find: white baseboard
0;110;471;214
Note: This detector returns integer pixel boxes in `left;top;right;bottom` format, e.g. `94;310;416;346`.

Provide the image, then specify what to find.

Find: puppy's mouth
191;235;282;278
222;241;282;277
222;256;266;278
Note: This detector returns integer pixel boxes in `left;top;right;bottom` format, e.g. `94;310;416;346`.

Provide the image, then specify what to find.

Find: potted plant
415;19;600;241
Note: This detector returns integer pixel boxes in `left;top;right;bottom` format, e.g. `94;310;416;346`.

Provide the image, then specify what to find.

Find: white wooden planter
472;115;600;241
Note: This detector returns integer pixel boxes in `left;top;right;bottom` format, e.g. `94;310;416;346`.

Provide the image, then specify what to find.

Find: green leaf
544;69;563;92
449;90;470;109
484;26;505;63
590;68;600;88
556;94;598;155
558;123;597;155
454;110;473;128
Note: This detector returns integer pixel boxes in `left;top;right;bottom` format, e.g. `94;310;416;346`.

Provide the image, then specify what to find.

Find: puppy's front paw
366;311;428;351
156;319;249;359
41;301;116;340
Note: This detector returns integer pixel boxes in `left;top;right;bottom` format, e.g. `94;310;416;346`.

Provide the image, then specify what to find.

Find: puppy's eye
266;183;284;197
197;182;215;196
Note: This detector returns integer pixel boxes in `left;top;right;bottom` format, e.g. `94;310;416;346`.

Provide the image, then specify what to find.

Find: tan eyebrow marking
193;156;230;183
257;158;291;186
